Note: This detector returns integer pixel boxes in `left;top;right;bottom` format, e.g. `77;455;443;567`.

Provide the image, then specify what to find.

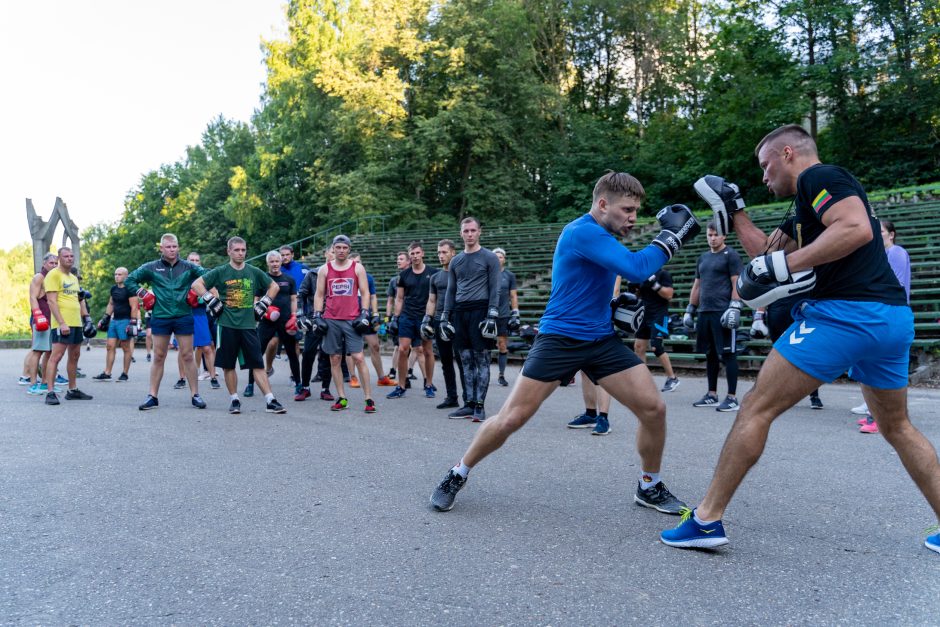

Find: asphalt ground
2;346;939;625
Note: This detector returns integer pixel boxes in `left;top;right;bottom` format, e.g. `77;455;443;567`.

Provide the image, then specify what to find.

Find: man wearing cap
313;235;376;413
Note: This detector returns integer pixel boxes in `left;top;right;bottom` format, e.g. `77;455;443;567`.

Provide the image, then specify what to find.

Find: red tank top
324;261;360;320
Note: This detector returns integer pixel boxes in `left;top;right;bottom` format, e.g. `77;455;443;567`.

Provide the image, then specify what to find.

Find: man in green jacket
125;233;207;411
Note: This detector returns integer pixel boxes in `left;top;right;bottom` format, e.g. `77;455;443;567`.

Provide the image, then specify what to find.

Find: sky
0;0;287;252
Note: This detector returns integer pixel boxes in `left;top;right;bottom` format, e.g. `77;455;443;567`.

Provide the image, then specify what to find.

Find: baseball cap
332;234;352;247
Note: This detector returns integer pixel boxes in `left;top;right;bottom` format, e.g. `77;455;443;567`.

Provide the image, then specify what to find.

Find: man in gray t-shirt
685;223;744;412
441;217;501;422
427;239;466;410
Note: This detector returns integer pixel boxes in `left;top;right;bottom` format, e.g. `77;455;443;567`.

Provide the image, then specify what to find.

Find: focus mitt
737;251;815;309
694;175;746;237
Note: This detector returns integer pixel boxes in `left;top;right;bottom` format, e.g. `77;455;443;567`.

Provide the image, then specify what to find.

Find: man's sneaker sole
634;494;680;514
661;534;730;549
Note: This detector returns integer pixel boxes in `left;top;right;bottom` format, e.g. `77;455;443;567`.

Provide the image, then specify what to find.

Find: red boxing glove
137;289;156;311
32;308;50;332
264;305;281;322
285;314;298;335
186;289;200;308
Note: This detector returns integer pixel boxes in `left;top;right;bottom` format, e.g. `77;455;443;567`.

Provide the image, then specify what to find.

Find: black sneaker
430;469;467;512
45;392;60;406
692;393;720;407
192;394;207;409
92;372;111;382
210;378;221;389
436;398;460;409
716;396;740;412
408;369;417;380
229;399;241;414
117;373;129;382
448;405;475;419
266;398;287;414
146;354;151;362
634;481;687;515
65;389;93;400
173;378;187;389
139;395;159;411
497;375;508;387
810;395;824;410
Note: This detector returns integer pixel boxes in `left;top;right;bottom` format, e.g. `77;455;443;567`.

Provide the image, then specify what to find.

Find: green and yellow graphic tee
200;264;274;329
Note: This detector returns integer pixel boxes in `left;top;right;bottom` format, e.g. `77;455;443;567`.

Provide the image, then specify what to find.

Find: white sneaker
198;371;211;381
851;402;869;415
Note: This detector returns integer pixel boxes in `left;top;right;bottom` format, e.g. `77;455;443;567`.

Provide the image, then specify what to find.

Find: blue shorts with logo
107;318;131;341
774;299;913;390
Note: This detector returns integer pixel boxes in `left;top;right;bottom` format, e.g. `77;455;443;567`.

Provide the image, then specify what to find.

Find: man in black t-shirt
631;268;680;392
92;266;139;382
246;251;300;396
683;225;744;412
387;241;439;400
663;124;940;556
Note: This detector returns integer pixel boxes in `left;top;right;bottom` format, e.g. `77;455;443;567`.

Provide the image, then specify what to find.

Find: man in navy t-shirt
663;124;940;556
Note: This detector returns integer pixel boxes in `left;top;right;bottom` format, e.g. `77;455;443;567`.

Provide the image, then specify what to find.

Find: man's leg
696;350;820;521
633;339;650;363
597;365;665;471
121;339;133;375
66;344;81;388
44;343;67;388
176;334;199;395
149;334;171;397
330;354;346;399
462;376;560;467
104;338;117;375
223;368;238;394
26;350;41;384
863;386;940;522
422;339;435;385
353;351;372;400
366;335;386;379
437;338;458;401
397;337;412;386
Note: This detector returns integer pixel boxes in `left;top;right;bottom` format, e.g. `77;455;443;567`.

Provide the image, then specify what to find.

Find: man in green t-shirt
192;236;286;415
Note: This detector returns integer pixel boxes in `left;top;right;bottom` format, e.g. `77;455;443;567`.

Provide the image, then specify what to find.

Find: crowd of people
17;123;939;556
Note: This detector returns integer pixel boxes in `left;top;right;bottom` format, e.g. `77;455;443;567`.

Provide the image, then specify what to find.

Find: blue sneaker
661;508;729;549
27;383;48;396
55;374;68;385
424;384;436;399
386;386;406;399
926;526;939;555
591;415;611;436
243;383;254;397
567;413;597;429
17;376;31;386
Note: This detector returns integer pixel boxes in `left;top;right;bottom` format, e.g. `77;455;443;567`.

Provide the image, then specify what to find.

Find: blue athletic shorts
397;314;423;341
774;299;913;389
107;318;131;341
192;314;212;348
150;315;194;337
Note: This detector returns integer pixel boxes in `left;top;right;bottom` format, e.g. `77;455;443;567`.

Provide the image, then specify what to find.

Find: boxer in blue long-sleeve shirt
431;171;701;513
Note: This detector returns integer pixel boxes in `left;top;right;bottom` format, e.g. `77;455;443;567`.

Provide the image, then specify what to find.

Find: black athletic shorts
496;317;510;337
695;311;734;356
215;326;264;371
635;309;670;341
521;333;642;384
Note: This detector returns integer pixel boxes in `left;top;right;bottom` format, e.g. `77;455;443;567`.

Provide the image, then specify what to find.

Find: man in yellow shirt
43;247;93;405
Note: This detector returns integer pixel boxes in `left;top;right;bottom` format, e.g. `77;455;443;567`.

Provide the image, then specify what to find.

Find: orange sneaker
350;376;360;388
377;376;397;386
